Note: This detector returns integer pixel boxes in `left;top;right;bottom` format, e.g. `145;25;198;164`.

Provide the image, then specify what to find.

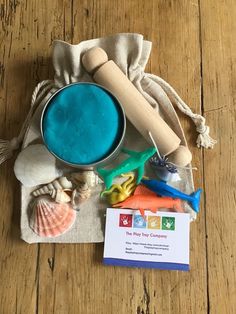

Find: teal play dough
42;83;124;165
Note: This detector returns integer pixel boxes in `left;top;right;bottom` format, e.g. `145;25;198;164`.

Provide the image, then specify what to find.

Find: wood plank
200;0;236;313
0;0;71;313
37;1;207;313
0;1;38;313
151;1;208;312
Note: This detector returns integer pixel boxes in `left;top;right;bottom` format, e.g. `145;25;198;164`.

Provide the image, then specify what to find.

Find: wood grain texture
200;0;236;313
0;0;235;313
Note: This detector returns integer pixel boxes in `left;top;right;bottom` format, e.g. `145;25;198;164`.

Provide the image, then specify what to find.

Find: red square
119;214;133;227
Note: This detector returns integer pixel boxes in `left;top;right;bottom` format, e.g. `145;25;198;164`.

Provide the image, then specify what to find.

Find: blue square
133;215;146;228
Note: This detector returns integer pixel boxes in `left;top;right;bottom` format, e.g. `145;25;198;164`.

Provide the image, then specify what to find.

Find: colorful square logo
147;216;161;229
119;214;133;227
162;217;175;231
133;215;147;228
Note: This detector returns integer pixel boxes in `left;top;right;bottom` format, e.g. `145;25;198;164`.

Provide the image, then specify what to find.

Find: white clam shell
14;144;62;187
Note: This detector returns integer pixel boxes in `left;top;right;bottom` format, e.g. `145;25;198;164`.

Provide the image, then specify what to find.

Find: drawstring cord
146;73;217;149
0;80;56;165
148;131;197;171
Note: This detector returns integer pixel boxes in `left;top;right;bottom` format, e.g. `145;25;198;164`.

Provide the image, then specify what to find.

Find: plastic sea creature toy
141;178;202;213
97;147;156;189
113;185;183;217
101;173;136;205
29;196;76;237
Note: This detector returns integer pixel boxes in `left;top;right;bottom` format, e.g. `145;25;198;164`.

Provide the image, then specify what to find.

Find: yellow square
147;216;161;229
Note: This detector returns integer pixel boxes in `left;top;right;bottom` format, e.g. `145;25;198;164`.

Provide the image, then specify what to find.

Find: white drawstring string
146;73;217;149
148;131;197;171
0;80;57;165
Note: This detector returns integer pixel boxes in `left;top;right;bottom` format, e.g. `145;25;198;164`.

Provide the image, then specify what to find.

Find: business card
103;209;190;271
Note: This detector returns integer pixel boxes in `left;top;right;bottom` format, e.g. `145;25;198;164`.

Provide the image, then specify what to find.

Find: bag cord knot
193;115;217;148
145;73;217;149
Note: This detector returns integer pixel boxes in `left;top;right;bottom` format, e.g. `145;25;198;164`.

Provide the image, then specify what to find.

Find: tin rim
40;82;126;168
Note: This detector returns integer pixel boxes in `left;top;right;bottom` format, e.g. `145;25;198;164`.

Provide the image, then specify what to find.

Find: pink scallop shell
30;197;76;237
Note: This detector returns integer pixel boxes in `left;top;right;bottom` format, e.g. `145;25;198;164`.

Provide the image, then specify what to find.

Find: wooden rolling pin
82;47;192;166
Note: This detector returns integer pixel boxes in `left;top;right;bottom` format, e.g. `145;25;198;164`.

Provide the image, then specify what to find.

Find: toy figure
113;185;183;217
101;173;136;205
141;178;202;213
97;147;156;189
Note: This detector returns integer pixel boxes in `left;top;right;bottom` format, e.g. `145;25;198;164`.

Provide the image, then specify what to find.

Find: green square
162;217;175;231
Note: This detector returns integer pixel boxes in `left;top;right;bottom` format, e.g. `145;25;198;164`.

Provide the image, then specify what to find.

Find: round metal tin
40;82;126;169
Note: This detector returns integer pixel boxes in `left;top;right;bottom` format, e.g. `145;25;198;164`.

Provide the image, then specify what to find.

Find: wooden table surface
0;1;235;313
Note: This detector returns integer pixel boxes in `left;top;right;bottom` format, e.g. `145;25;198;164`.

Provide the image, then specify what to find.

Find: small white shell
32;177;73;197
71;183;91;209
14;144;62;187
54;189;71;203
69;170;102;188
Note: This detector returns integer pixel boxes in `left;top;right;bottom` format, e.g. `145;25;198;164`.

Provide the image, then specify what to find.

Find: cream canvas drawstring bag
0;33;216;243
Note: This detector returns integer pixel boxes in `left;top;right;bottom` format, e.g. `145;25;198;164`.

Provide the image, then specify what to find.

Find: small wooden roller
82;47;192;167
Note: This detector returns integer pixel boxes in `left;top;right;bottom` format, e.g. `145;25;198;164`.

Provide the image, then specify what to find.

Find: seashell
29;196;76;237
32;177;73;202
69;170;102;188
14;144;62;187
71;183;91;209
54;189;71;203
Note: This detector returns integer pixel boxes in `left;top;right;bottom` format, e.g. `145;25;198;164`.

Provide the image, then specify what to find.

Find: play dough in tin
42;83;124;165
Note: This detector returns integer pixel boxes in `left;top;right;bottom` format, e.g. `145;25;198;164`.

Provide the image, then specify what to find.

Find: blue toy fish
97;147;156;189
141;178;202;213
